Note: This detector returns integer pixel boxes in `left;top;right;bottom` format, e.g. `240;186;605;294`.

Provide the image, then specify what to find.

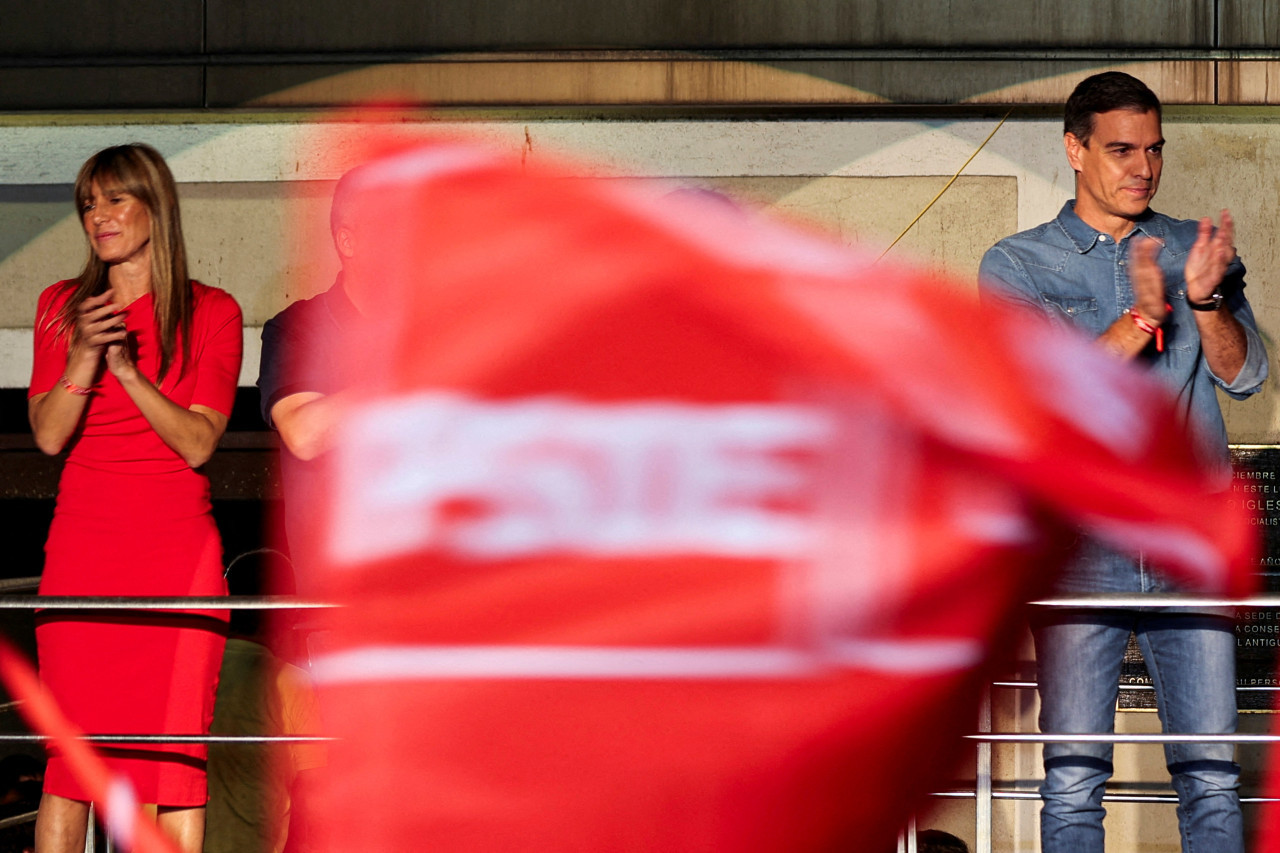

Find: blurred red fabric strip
0;638;180;853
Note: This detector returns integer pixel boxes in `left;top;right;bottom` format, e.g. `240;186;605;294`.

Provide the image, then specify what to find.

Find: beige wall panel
1219;62;1280;105
2;114;1275;447
213;60;1218;108
709;175;1016;286
0;201;87;328
181;182;339;327
911;799;979;852
1155;120;1280;443
1;171;1012;335
663;62;888;104
225;62;677;108
766;61;1215;106
0;182;339;330
0;59;1235;112
1093;709;1271;849
217;61;884;108
961;62;1215;106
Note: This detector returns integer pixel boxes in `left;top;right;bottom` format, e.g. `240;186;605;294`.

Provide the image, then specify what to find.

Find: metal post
976;683;993;853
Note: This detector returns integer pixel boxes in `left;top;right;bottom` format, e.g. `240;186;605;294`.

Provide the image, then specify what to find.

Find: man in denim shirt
980;72;1268;853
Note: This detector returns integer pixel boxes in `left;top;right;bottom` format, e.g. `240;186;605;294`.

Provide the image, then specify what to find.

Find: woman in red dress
27;143;242;852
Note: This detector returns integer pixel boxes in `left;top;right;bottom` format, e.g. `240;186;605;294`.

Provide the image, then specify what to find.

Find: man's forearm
273;391;351;461
1194;309;1249;385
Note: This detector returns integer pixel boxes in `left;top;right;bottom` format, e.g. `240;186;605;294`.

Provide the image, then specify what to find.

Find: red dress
28;281;242;806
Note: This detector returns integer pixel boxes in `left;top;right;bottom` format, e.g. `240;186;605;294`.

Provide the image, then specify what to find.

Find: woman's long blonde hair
49;143;193;382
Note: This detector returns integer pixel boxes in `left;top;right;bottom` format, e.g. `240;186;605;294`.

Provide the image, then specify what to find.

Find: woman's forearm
28;345;101;455
114;367;228;468
29;387;91;455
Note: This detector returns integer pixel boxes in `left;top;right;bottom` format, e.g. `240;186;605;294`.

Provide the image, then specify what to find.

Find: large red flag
300;137;1256;852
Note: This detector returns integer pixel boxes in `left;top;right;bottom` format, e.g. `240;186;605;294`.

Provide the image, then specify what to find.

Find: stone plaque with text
1119;446;1279;711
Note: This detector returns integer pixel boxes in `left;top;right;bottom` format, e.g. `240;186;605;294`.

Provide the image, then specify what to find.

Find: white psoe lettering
328;394;830;564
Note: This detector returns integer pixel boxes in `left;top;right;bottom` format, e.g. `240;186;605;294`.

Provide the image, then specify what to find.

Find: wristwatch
1188;287;1224;311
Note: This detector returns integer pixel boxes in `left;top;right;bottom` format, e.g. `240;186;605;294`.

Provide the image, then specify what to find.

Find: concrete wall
4;112;1276;853
5;58;1278;110
3;111;1277;442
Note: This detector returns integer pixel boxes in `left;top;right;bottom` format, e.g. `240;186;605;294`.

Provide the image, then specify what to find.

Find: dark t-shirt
257;278;359;574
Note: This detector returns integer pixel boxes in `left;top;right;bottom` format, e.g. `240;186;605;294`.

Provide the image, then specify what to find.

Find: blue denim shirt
979;201;1269;593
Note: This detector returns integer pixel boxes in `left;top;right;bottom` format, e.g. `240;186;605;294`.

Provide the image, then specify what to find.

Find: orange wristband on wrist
59;375;92;396
1128;309;1165;353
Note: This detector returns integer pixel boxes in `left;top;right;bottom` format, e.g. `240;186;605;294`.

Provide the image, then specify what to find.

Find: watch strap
1188;288;1223;311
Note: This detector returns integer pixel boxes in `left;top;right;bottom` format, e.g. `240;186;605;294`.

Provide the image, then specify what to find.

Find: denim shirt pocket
1041;292;1098;321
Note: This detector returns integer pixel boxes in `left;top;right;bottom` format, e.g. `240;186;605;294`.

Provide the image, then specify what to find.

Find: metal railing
9;581;1278;852
924;594;1280;853
0;576;334;853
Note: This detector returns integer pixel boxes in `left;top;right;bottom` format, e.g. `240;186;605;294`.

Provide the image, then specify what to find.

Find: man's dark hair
1064;71;1161;146
918;829;970;853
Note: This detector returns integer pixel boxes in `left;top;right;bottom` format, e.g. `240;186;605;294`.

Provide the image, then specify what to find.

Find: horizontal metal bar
931;791;1280;804
0;810;35;831
3;47;1280;70
0;595;334;610
1030;593;1280;608
2;593;1270;611
990;680;1280;692
0;733;332;744
970;733;1280;744
0;433;275;451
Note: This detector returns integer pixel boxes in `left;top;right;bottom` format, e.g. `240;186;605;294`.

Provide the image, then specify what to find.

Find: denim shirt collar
1053;201;1166;253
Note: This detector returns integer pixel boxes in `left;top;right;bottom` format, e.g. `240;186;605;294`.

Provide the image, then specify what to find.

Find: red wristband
1129;311;1164;353
59;375;92;397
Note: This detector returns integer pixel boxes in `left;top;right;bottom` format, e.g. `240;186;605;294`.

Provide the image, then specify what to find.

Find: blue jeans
1033;610;1242;853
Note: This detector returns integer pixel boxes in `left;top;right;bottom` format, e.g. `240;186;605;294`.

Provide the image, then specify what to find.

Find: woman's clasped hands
72;289;136;378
